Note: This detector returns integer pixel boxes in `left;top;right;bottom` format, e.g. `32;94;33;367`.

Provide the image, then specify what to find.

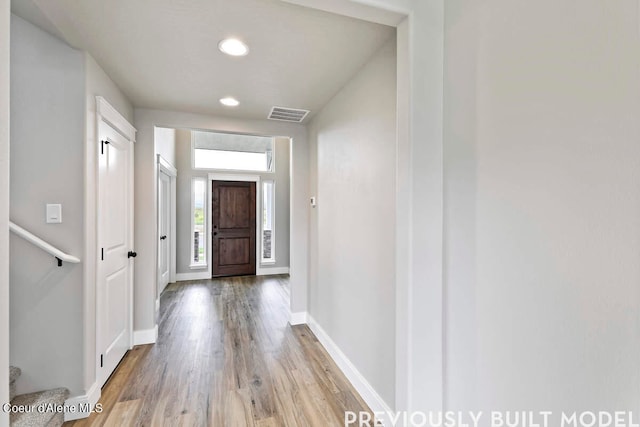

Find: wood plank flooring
65;275;372;427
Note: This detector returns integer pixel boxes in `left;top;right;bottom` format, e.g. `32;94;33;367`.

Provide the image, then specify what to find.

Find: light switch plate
46;204;62;224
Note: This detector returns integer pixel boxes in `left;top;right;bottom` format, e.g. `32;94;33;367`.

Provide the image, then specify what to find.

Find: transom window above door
192;130;274;172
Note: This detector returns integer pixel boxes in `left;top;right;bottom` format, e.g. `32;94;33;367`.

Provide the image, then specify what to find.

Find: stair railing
9;221;81;266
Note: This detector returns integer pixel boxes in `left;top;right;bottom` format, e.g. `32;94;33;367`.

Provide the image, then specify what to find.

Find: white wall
272;137;291;271
83;53;133;395
10;14;85;396
403;0;445;413
133;109;308;336
443;0;640;417
442;0;477;411
85;55;133;124
9;14;133;403
308;38;397;407
155;127;176;168
0;0;10;425
174;129;192;276
174;130;290;276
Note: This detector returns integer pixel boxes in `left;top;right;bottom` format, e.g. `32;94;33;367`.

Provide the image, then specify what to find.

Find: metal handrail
9;221;80;266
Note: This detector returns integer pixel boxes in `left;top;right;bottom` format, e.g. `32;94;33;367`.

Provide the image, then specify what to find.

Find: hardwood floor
65;275;372;426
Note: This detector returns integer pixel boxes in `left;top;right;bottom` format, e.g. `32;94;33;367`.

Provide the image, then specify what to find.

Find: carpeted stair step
10;388;69;427
9;366;21;401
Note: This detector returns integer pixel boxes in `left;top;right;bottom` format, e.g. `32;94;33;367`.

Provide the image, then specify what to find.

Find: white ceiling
12;0;395;121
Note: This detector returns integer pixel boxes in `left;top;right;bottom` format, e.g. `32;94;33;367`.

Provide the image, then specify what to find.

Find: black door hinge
101;140;110;155
100;354;104;368
101;248;104;261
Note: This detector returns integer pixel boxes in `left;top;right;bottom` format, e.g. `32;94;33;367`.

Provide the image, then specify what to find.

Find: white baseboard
256;266;290;276
289;311;308;325
64;381;101;421
133;325;158;345
176;269;288;280
175;271;210;281
307;315;393;418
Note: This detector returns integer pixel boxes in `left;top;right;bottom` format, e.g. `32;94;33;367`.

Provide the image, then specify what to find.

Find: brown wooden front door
212;180;256;277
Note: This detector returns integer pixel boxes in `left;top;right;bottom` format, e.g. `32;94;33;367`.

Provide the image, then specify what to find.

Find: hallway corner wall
0;0;10;425
9;14;85;397
307;36;397;409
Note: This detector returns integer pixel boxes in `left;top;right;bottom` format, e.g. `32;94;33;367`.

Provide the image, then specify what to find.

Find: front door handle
160;235;167;240
128;251;137;258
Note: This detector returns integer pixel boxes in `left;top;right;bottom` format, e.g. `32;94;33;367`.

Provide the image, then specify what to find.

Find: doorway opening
154;128;292;284
157;153;177;298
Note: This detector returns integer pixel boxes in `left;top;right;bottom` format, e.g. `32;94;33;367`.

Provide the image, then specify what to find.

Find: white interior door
97;119;133;388
158;171;170;295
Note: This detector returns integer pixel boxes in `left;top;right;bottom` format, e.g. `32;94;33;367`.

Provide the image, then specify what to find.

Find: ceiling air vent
268;106;310;123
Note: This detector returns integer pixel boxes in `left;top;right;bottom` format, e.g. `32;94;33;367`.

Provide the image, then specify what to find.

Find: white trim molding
157;154;177;177
96;96;136;141
133;325;158;346
175;271;211;282
63;381;101;422
289;311;308;326
257;266;290;276
207;173;261;183
307;315;393;421
96;96;136;142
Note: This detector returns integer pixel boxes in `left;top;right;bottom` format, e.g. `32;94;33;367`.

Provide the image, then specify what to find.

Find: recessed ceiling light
220;97;240;107
218;38;249;56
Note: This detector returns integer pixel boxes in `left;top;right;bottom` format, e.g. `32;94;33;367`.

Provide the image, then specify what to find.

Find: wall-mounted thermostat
310;196;317;208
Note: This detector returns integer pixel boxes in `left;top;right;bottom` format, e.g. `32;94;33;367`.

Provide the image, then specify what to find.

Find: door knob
128;251;137;258
160;235;167;240
213;232;218;236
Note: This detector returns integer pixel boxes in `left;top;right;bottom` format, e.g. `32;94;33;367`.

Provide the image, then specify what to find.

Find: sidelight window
191;178;207;267
262;180;275;263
